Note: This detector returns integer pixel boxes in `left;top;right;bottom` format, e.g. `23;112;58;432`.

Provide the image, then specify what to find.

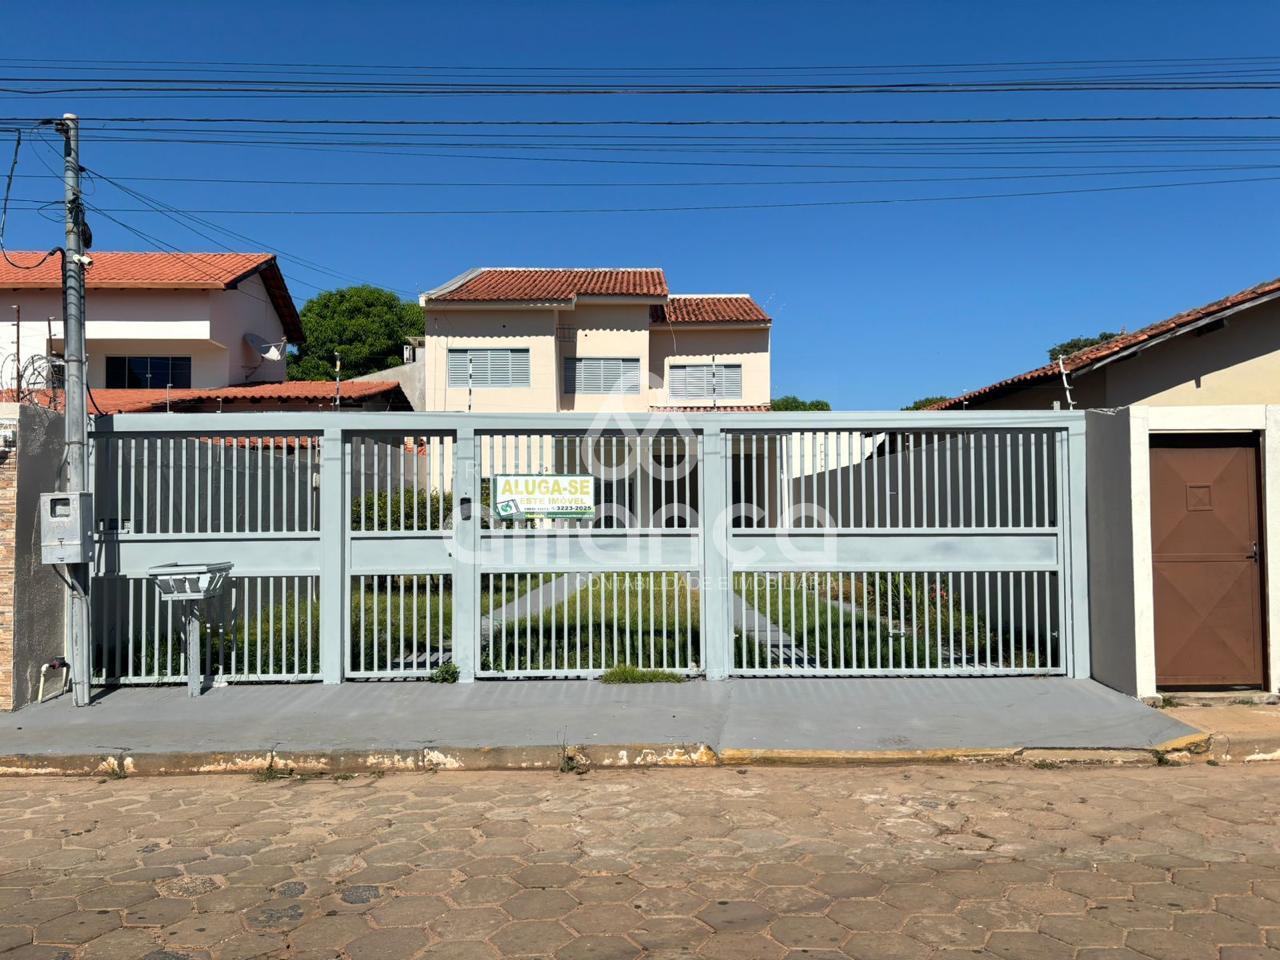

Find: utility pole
58;113;91;707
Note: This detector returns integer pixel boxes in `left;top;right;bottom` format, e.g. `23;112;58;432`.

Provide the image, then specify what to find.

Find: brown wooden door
1150;436;1265;688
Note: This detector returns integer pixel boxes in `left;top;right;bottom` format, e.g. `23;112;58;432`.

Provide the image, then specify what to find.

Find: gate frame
88;409;1089;685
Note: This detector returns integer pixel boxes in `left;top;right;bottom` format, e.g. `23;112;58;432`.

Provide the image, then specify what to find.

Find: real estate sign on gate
494;474;595;519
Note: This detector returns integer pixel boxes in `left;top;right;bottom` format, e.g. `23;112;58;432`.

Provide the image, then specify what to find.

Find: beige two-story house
419;268;771;412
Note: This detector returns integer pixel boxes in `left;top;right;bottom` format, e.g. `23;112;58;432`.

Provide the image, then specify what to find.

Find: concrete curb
718;747;1020;766
0;739;1216;776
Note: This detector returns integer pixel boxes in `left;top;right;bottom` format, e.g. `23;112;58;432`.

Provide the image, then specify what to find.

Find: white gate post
700;427;731;680
318;426;345;684
1066;420;1091;679
451;427;479;682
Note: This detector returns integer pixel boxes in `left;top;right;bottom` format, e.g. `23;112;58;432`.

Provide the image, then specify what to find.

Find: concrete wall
556;304;651;413
1100;298;1280;407
0;405;67;710
1084;409;1139;695
353;359;425;411
1;279;287;390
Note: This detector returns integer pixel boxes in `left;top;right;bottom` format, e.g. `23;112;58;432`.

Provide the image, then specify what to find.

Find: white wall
0;278;287;390
209;274;288;385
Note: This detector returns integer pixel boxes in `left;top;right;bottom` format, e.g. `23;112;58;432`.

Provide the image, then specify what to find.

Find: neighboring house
0;251;302;391
418;268;771;413
937;276;1280;699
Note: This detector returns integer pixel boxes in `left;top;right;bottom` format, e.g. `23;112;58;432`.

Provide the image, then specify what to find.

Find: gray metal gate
87;410;1087;685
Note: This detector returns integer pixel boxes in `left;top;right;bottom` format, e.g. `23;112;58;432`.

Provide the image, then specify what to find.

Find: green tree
771;395;832;411
902;395;950;411
288;285;423;381
1047;331;1119;362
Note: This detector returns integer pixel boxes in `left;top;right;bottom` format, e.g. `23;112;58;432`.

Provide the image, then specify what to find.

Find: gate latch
459;496;472;521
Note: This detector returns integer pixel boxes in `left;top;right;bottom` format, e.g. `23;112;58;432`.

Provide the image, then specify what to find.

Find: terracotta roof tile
934;275;1280;409
0;251;274;288
426;267;668;302
63;381;403;415
0;251;303;342
655;294;770;325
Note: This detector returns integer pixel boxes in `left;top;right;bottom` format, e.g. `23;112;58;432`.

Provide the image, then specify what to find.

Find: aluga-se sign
494;474;595;519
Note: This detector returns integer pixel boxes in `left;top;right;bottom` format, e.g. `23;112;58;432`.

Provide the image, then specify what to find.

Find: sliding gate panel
90;426;325;683
475;428;703;678
345;431;455;678
726;423;1080;676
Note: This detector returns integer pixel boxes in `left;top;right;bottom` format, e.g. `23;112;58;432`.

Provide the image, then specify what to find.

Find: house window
105;356;192;389
668;363;742;400
563;357;640;395
447;349;530;388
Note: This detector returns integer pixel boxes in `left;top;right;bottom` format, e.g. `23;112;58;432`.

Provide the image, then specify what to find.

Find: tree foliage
901;395;950;411
1047;331;1120;362
288;285;423;381
771;395;831;411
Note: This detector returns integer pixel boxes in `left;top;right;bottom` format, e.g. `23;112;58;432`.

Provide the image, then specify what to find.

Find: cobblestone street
1;764;1279;959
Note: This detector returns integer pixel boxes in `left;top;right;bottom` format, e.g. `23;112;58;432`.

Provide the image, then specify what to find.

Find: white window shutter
620;359;640;394
509;349;530;386
447;351;469;387
717;364;743;399
668;365;688;399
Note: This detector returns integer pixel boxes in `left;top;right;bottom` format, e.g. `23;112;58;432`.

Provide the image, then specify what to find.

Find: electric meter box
39;492;93;565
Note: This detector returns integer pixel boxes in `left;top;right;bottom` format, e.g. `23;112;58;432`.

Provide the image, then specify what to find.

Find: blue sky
4;1;1280;408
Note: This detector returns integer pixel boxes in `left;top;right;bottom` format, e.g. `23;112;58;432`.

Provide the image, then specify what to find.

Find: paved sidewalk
1167;703;1280;762
1;764;1279;959
0;678;1196;772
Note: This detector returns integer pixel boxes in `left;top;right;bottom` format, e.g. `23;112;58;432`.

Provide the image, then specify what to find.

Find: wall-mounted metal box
39;491;93;565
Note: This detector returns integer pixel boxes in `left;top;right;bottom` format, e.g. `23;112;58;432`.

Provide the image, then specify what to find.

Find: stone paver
0;764;1278;958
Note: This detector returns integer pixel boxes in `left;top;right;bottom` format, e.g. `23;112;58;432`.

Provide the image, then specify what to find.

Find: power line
34;172;1280;217
21;131;408;298
0;127;59;270
10;74;1280;96
13;162;1280;190
81;165;412;295
8;114;1280;127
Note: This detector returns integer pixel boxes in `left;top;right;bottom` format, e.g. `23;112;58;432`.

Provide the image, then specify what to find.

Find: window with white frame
563;357;641;395
667;363;742;400
447;348;531;388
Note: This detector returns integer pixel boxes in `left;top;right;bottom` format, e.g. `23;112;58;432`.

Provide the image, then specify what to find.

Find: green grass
599;664;685;684
483;571;699;674
348;577;452;674
729;572;1032;671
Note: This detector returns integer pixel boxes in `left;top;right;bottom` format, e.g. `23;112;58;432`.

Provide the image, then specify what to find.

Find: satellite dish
243;332;283;364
